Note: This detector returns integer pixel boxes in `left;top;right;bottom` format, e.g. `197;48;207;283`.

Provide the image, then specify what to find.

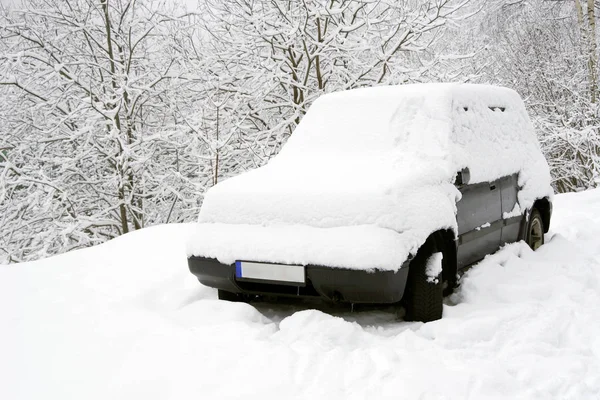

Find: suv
187;83;553;322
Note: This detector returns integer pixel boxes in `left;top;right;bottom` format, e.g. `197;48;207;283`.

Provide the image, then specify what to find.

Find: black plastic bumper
188;256;410;304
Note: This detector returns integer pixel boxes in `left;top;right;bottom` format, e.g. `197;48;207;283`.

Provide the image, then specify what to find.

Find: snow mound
189;84;552;270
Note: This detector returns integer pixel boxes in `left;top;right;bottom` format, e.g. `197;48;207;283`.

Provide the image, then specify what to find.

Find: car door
456;179;503;269
498;173;522;245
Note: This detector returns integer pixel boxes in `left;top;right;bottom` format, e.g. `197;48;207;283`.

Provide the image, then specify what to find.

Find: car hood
198;156;459;233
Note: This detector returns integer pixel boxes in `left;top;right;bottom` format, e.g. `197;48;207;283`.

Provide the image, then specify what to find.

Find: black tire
403;239;444;322
525;208;545;250
217;289;244;302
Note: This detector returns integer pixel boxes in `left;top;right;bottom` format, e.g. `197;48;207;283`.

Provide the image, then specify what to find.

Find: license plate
235;261;305;285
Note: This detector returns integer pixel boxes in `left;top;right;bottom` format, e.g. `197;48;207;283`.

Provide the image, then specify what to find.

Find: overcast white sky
1;0;201;10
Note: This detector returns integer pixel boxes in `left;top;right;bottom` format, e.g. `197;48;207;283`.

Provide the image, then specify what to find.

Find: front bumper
188;256;410;304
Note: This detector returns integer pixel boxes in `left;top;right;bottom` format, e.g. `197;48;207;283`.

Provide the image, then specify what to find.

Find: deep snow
2;189;600;399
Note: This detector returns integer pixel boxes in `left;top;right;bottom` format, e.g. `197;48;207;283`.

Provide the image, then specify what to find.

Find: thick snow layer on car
188;223;412;270
189;84;553;270
425;252;443;283
2;189;600;400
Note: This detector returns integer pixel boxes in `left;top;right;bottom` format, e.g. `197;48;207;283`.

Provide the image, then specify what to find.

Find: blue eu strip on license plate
235;261;305;284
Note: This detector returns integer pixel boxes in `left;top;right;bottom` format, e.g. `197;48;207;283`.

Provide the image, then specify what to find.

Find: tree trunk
585;0;598;103
102;0;133;232
214;105;220;186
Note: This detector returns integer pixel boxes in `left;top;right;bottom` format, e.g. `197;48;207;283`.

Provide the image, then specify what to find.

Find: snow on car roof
277;83;537;184
188;84;552;270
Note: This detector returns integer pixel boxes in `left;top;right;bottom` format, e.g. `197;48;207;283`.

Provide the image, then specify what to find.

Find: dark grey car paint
499;174;521;244
456;179;502;268
456;173;521;269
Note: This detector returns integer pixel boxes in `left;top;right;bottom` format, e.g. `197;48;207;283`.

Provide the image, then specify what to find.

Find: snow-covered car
187;83;553;322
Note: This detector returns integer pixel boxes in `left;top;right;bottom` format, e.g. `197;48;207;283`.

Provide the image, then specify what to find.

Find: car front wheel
403;239;444;322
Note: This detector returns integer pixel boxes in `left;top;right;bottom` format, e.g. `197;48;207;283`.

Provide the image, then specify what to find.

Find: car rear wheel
526;208;544;250
403;239;444;322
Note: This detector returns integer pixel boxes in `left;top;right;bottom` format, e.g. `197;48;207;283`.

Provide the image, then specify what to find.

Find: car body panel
189;256;410;304
499;174;522;244
456;179;503;269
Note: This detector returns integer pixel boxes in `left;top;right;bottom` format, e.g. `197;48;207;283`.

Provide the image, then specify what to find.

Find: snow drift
188;84;552;270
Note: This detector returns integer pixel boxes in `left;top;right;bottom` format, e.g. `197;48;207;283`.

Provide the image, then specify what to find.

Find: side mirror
455;167;470;186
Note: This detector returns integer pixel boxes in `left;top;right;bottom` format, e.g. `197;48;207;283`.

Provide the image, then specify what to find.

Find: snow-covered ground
2;189;600;399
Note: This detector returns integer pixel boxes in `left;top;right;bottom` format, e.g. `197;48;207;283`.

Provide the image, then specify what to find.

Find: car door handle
490;184;496;190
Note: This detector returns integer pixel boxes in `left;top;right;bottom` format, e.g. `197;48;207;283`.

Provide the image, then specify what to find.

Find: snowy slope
2;190;600;400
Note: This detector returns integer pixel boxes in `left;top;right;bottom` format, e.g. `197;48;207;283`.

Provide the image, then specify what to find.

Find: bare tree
202;0;472;143
464;0;600;192
0;0;202;262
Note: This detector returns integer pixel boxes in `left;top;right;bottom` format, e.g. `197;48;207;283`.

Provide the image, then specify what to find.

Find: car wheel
526;208;544;250
403;239;443;322
217;289;245;302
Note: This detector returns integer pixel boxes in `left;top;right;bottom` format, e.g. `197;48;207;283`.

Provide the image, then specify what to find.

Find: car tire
403;239;444;322
217;289;244;302
526;208;544;250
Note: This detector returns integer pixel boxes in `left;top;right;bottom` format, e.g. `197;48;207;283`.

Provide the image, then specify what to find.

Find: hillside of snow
2;189;600;399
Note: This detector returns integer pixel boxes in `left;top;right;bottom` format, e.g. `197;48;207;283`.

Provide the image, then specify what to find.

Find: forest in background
0;0;597;263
